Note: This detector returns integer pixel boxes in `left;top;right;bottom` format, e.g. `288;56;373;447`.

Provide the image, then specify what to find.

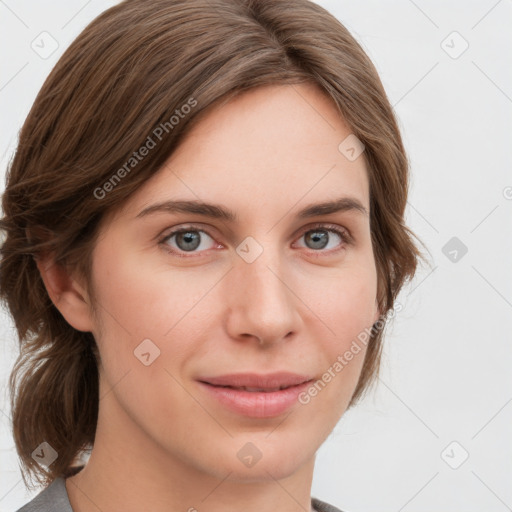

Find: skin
38;82;380;512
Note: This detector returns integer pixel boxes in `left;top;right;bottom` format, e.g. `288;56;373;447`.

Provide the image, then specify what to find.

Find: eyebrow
136;196;368;222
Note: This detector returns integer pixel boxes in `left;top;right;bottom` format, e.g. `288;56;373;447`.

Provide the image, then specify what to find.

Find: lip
197;372;314;418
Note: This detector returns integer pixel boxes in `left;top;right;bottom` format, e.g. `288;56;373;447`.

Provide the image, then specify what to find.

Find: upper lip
198;372;313;390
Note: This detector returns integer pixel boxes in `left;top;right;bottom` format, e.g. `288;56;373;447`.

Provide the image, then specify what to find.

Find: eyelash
158;223;353;258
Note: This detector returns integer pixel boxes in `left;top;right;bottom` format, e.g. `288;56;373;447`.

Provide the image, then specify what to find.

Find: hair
0;0;427;490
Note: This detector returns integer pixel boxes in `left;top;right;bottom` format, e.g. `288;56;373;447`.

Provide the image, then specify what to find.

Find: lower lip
198;380;313;418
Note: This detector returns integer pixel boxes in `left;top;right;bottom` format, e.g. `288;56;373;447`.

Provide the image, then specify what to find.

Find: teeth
212;383;293;391
234;386;288;392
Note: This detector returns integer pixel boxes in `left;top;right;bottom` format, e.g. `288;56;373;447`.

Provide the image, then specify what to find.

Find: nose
223;243;301;347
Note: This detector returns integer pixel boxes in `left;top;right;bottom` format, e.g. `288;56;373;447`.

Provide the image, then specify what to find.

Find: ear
373;298;381;325
35;254;95;333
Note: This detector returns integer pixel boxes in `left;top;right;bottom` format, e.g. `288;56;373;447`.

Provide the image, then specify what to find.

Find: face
84;83;380;482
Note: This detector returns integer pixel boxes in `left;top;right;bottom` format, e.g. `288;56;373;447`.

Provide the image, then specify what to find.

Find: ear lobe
35;255;95;333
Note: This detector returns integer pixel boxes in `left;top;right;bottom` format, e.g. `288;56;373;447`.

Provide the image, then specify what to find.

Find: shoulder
15;477;73;512
312;496;347;512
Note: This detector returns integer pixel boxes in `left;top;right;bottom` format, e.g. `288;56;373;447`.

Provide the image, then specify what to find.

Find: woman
0;0;425;511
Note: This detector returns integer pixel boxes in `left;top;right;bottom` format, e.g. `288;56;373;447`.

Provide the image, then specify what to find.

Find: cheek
88;245;226;393
90;243;211;339
300;271;377;408
88;250;204;413
296;260;378;401
303;259;378;340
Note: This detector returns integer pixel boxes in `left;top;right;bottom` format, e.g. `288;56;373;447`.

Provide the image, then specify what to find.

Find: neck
65;378;317;512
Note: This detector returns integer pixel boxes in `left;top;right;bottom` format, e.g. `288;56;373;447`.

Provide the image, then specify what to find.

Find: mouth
196;372;314;418
198;371;312;390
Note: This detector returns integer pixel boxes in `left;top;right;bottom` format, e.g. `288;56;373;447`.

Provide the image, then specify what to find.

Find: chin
222;457;309;484
229;436;315;482
182;434;314;483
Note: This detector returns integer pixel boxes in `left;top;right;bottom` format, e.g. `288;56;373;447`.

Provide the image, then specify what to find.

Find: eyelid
158;222;352;256
158;224;220;257
296;222;353;245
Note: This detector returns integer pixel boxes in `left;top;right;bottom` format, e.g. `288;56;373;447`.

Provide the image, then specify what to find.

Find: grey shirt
15;475;345;512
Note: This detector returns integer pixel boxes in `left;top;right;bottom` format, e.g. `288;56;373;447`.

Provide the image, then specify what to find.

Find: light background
0;1;511;511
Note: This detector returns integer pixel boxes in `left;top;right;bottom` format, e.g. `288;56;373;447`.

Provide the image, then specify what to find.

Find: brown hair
0;0;427;489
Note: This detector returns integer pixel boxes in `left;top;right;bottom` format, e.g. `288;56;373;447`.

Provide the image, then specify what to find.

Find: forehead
118;83;369;224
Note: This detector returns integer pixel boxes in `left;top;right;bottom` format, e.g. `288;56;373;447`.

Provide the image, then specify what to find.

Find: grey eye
304;230;329;250
175;231;202;251
295;226;347;252
163;229;216;253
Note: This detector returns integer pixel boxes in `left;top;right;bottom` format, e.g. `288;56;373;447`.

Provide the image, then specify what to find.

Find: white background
1;1;511;511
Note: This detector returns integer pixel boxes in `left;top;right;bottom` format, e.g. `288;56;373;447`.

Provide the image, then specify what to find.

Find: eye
294;223;351;253
159;227;218;256
158;223;352;258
